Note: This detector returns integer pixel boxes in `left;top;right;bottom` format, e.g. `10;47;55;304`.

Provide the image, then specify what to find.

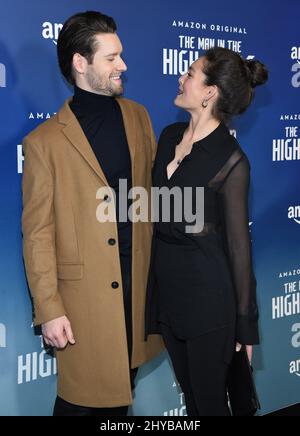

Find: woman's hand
235;342;253;363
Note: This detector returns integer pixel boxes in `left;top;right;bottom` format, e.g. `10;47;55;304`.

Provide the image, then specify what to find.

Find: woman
145;47;268;416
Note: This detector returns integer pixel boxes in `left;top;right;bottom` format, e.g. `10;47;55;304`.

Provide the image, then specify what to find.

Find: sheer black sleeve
217;151;259;345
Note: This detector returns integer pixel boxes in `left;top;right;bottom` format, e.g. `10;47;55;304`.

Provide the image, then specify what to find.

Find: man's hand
42;315;75;349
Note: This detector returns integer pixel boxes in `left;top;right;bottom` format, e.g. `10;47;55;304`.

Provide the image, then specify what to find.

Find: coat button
108;238;116;246
104;195;111;202
111;281;119;289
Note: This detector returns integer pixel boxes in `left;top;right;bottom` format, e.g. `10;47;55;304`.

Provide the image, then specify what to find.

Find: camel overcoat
22;97;163;407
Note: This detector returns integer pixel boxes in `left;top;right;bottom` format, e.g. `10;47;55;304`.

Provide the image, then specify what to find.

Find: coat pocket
57;263;84;280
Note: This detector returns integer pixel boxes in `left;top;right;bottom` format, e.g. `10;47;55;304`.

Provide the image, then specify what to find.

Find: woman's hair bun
245;59;268;88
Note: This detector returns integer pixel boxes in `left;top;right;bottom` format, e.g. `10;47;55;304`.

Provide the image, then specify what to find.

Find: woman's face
174;56;212;111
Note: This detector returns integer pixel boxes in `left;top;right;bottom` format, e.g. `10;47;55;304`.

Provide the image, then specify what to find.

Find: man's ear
72;53;87;75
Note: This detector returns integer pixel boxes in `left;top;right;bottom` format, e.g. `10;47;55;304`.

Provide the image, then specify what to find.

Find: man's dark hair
57;11;117;85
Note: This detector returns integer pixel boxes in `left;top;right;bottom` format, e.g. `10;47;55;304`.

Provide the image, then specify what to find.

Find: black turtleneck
70;86;132;257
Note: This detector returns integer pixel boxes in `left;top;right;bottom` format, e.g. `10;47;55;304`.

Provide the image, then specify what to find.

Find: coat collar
57;97;137;185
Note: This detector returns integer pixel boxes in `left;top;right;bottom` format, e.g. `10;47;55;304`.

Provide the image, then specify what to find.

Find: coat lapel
58;99;108;185
57;97;138;186
116;98;137;171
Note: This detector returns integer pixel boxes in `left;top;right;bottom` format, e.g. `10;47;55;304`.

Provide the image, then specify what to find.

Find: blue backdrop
0;0;300;416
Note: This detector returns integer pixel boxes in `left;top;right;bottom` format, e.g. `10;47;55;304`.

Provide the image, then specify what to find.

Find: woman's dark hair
57;11;117;85
203;47;268;122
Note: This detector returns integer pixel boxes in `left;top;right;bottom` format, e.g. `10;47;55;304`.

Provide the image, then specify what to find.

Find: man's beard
86;69;124;97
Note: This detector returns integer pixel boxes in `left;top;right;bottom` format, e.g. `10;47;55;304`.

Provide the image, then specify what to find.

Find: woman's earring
202;99;208;108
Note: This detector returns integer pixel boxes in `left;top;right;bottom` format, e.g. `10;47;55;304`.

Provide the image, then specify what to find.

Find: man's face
75;33;127;96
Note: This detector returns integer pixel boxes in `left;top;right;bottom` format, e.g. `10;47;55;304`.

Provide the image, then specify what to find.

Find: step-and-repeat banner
0;0;299;416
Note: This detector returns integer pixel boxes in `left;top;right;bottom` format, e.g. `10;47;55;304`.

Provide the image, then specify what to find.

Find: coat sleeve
218;154;259;345
22;137;66;326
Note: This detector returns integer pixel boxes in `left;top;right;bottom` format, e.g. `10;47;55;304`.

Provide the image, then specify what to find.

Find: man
22;11;162;416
